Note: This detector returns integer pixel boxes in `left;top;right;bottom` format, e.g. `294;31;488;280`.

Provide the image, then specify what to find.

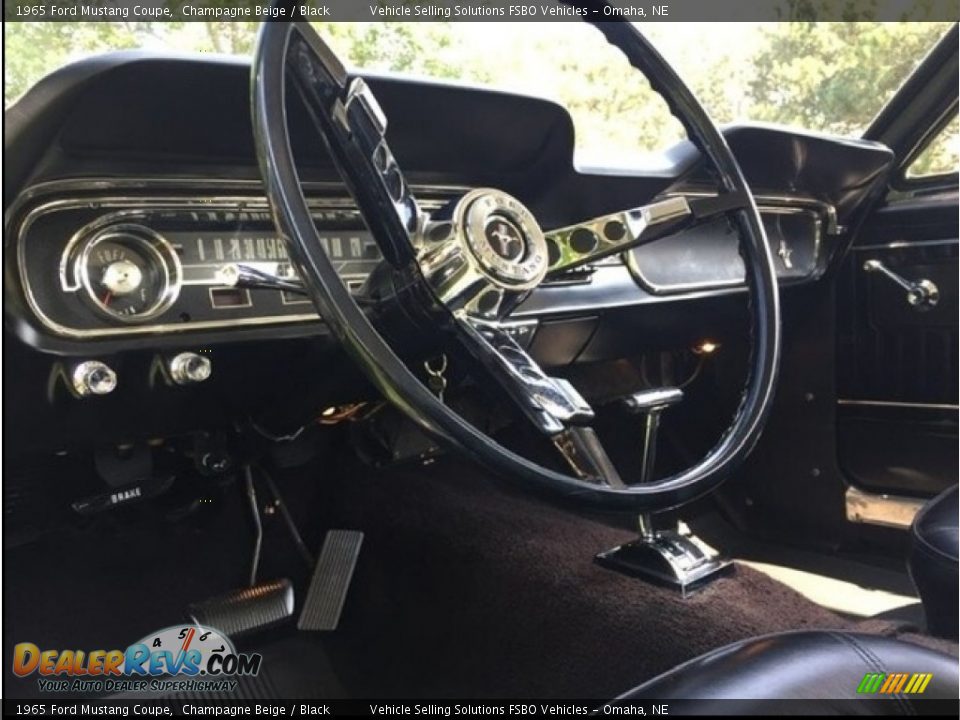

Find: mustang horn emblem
486;220;525;261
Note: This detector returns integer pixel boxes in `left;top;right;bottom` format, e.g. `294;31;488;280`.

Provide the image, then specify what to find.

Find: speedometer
76;225;182;322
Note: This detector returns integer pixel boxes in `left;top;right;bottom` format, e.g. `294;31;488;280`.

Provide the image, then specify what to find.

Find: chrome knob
169;352;212;385
71;361;117;397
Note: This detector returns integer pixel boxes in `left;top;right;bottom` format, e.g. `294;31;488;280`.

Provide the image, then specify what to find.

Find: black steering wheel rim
251;15;781;512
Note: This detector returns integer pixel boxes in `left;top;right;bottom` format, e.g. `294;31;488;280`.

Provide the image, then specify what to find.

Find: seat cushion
616;631;958;712
909;484;958;638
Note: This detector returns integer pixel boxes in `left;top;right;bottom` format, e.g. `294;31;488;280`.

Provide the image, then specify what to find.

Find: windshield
4;21;953;166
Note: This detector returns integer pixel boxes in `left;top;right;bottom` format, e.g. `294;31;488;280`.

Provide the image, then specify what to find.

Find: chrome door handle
863;259;939;309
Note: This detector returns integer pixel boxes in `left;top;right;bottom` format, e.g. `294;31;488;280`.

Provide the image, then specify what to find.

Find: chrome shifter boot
595;388;733;595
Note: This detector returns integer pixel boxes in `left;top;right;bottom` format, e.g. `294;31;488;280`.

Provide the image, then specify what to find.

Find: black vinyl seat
908;484;958;639
616;631;958;712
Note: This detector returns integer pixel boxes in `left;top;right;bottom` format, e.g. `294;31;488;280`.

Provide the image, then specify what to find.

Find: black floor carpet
312;458;892;698
5;450;955;700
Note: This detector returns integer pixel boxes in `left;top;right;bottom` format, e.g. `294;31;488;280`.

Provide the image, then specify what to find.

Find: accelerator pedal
187;578;294;639
298;530;364;631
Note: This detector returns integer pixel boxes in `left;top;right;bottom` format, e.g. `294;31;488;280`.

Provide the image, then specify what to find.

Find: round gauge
134;624;235;662
77;225;181;322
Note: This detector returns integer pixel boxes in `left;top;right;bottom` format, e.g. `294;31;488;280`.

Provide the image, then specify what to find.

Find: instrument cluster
14;193;438;340
12;187;830;344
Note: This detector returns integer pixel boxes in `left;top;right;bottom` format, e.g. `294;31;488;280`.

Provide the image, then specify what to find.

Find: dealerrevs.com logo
13;625;262;694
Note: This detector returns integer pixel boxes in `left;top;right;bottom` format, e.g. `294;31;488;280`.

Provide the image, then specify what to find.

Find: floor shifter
595;388;733;595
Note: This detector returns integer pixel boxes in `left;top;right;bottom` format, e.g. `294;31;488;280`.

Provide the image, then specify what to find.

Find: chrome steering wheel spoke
453;313;594;435
544;191;750;275
452;314;625;487
283;26;421;269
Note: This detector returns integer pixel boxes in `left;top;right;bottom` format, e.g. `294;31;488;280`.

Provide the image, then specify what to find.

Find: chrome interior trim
208;287;253;310
5;177;471;215
854;237;959;251
12;187;455;340
666;189;840;235
623;204;823;295
10;179;838;334
837;399;960;411
862;258;940;309
281;290;312;306
845;485;925;529
545;196;692;273
74;224;183;323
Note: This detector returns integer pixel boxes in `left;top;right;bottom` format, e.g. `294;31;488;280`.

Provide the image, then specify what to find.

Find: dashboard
10;182;835;342
2;52;895;454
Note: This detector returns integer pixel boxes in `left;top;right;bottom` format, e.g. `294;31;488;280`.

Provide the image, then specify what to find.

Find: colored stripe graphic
857;672;933;694
857;673;885;693
879;674;897;693
904;674;921;693
892;673;909;693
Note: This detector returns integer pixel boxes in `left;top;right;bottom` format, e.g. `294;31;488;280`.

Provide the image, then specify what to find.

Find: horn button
462;191;548;288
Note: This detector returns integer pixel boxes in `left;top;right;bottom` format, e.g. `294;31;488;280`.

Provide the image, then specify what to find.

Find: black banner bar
3;699;960;716
4;0;959;23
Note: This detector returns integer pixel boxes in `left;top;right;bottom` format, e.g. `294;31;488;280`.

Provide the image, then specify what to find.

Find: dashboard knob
169;352;212;385
71;361;118;397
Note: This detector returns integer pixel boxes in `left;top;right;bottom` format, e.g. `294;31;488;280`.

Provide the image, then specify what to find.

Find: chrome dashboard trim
853;237;959;251
837;398;960;411
5;177;472;212
12;185;457;340
623;202;824;296
75;223;183;323
665;189;840;235
9;179;840;333
208;287;253;310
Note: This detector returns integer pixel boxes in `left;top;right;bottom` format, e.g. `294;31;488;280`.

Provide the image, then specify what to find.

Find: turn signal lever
218;263;307;295
863;259;939;310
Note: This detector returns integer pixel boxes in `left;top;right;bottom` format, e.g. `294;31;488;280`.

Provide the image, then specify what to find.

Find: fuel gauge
77;225;181;322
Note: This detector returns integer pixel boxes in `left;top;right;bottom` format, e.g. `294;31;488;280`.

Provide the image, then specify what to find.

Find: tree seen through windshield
4;21;956;169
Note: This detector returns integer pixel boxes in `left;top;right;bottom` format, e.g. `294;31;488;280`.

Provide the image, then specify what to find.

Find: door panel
837;193;958;498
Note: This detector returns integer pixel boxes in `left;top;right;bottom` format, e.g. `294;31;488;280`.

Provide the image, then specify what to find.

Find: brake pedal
298;530;364;631
188;578;294;639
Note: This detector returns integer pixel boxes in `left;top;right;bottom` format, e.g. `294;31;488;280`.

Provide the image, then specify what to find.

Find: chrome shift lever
596;385;732;594
622;387;684;486
621;387;684;540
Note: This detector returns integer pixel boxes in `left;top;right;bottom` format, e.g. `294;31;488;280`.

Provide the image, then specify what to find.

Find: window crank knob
863;258;939;309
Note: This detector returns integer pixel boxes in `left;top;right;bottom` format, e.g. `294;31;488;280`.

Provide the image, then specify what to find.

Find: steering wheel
251;12;781;512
